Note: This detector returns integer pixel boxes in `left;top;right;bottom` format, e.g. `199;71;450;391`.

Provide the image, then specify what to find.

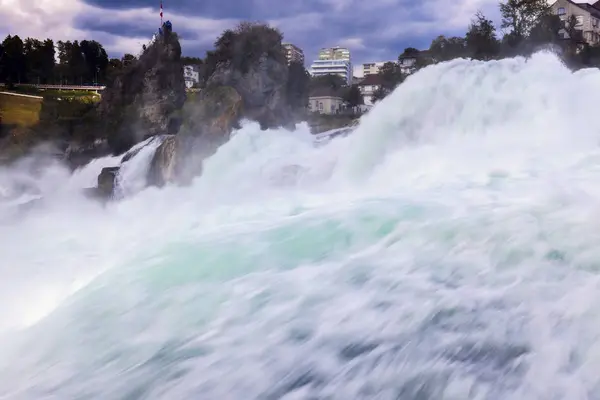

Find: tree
181;56;203;65
401;47;420;57
466;11;499;60
499;0;551;45
344;84;363;108
121;53;137;67
429;35;467;62
106;58;124;82
80;40;108;84
528;13;563;47
1;35;26;85
379;61;404;91
286;61;310;110
213;22;285;74
310;74;347;91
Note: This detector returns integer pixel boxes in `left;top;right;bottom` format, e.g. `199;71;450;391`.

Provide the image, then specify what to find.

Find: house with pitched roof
551;0;600;45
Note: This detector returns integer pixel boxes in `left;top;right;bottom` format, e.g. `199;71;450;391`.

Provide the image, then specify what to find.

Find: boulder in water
148;135;177;187
85;166;120;201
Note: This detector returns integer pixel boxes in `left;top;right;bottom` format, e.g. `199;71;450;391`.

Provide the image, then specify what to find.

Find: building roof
309;87;344;98
557;0;600;18
357;74;384;86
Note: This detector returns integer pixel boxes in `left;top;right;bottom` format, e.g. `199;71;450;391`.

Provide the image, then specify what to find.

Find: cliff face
97;27;186;155
207;54;293;130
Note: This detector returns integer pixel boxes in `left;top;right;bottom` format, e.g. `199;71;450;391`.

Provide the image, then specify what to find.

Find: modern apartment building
551;0;600;45
318;47;350;61
361;62;387;77
309;46;352;85
283;43;305;65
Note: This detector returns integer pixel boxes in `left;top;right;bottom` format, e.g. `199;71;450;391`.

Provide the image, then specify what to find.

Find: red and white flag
160;1;163;21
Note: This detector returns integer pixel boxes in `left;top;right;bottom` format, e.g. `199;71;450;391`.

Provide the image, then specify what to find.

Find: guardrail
0;83;106;91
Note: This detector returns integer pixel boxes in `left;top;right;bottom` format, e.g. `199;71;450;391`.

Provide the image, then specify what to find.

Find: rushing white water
2;52;600;399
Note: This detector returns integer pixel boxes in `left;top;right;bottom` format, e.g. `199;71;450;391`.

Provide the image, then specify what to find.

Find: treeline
370;0;600;102
0;35;141;86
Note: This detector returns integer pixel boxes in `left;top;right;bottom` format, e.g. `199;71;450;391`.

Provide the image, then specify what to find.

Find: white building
309;46;352;85
183;65;200;89
357;74;383;106
308;87;345;114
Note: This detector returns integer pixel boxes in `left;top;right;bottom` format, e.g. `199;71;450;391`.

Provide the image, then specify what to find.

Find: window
593;17;599;27
558;7;565;15
576;15;584;27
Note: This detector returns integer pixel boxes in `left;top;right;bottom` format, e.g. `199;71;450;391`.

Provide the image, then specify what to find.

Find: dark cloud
74;14;200;39
74;0;499;66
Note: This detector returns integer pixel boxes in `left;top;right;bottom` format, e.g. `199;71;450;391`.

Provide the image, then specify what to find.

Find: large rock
207;54;292;130
148;135;177;187
158;86;243;185
85;166;119;201
97;25;187;155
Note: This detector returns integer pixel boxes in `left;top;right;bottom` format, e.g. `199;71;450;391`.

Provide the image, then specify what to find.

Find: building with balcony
309;46;352;84
283;43;305;65
183;65;200;89
360;62;388;77
551;0;600;45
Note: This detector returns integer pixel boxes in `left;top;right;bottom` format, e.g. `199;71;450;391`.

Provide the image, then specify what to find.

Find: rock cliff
97;24;186;155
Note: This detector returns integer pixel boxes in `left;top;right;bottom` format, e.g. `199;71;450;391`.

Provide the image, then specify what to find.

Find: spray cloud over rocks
2;52;600;399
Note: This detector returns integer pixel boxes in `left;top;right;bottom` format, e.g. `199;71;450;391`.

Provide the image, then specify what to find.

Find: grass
0;93;43;127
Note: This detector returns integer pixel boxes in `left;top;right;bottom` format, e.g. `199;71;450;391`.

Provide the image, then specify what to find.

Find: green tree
1;35;26;85
429;35;467;62
528;13;563;47
499;0;551;45
181;56;203;65
343;84;363;108
310;74;347;91
286;61;310;110
80;40;109;84
121;53;137;67
379;61;404;91
466;11;499;60
213;22;285;75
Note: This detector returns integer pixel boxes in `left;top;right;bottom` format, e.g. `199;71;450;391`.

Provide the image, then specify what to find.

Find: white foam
1;52;600;399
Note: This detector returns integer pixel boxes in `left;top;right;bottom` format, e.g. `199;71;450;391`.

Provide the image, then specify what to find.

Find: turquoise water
2;52;600;399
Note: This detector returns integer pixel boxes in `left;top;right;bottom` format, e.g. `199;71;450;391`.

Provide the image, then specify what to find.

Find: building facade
308;87;345;114
309;46;352;85
357;74;383;106
183;65;200;89
361;62;387;77
283;43;305;65
551;0;600;45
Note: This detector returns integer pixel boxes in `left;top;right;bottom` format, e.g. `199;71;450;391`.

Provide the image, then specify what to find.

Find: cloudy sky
2;0;507;72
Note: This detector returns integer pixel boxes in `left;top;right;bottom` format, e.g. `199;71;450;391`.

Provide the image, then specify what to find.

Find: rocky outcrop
143;86;243;186
97;24;186;155
207;54;292;130
84;166;119;201
147;135;177;187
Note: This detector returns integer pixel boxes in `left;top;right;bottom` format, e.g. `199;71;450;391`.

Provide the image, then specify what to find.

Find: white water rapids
2;52;600;399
